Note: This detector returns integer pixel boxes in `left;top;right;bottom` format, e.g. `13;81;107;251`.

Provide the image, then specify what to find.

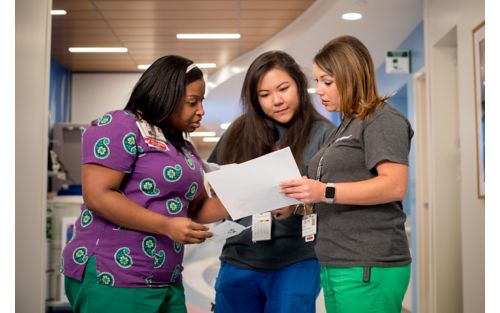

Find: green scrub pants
64;256;187;313
320;265;410;313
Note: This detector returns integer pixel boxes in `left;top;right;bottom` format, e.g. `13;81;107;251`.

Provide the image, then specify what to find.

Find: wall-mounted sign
385;50;411;74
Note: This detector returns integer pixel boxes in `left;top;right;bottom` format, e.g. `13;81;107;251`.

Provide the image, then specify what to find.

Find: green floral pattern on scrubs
61;110;203;287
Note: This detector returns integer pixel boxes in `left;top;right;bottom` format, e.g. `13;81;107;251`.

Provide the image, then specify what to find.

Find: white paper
201;160;237;173
201;160;222;173
205;147;302;220
209;221;249;241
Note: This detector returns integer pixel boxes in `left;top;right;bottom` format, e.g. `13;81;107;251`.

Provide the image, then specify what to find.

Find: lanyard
315;118;353;181
312;118;352;212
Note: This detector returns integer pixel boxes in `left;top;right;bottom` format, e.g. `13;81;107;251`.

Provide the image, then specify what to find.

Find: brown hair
216;51;328;165
313;35;387;121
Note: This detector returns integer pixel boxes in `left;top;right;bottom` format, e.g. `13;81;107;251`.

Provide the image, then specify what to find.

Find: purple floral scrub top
60;110;204;288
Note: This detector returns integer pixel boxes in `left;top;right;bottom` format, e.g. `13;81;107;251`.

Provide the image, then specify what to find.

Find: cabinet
46;196;82;305
49;123;86;193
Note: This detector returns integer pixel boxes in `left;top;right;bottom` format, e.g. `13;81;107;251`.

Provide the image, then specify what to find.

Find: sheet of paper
201;160;221;173
209;220;249;241
202;160;237;173
205;147;302;220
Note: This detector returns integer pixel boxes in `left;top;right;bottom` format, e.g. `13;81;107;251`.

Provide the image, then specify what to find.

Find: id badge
302;213;317;242
252;212;272;242
136;120;169;151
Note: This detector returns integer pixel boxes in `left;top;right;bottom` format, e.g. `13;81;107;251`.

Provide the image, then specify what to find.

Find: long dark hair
217;50;327;165
125;55;204;151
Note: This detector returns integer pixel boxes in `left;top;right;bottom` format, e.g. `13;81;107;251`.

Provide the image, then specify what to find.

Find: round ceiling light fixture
342;12;363;21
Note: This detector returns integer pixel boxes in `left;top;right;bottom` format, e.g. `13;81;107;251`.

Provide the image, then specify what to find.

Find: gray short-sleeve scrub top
309;103;414;267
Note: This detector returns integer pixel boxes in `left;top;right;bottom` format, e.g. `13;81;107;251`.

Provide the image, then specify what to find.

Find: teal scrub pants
64;256;187;313
320;265;411;313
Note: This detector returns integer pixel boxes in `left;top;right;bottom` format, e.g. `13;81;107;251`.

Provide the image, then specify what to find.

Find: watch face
325;186;335;199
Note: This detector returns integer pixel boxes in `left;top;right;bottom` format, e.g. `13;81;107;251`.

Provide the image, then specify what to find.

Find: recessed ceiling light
342;12;363;20
137;64;150;70
69;47;128;53
220;123;231;130
307;88;316;94
231;67;246;74
176;34;241;39
191;132;216;137
51;9;67;15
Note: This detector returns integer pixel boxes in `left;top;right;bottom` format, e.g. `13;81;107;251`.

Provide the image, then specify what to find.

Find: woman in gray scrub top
280;35;413;313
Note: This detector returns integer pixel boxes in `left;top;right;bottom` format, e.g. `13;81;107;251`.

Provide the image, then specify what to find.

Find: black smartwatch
325;183;336;204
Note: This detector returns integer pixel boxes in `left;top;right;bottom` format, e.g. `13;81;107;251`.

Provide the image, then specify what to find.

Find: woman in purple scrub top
61;55;228;313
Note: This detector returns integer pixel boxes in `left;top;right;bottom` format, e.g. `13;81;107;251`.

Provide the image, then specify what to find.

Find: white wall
15;0;52;312
71;73;140;123
424;0;485;312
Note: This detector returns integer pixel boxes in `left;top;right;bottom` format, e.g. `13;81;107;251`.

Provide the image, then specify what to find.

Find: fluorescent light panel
69;47;128;53
203;137;221;142
191;132;216;137
307;88;316;94
51;9;67;15
196;63;217;69
176;33;240;39
138;63;216;70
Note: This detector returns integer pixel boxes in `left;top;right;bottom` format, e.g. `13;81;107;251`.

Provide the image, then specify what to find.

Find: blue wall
375;21;424;313
377;21;425;96
376;20;424;218
49;58;71;137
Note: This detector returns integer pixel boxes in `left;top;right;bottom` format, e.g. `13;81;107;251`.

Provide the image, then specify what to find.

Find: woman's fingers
280;188;314;203
280;177;310;191
168;218;213;244
280;177;319;204
187;222;212;240
280;186;303;196
190;222;210;232
181;230;212;244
